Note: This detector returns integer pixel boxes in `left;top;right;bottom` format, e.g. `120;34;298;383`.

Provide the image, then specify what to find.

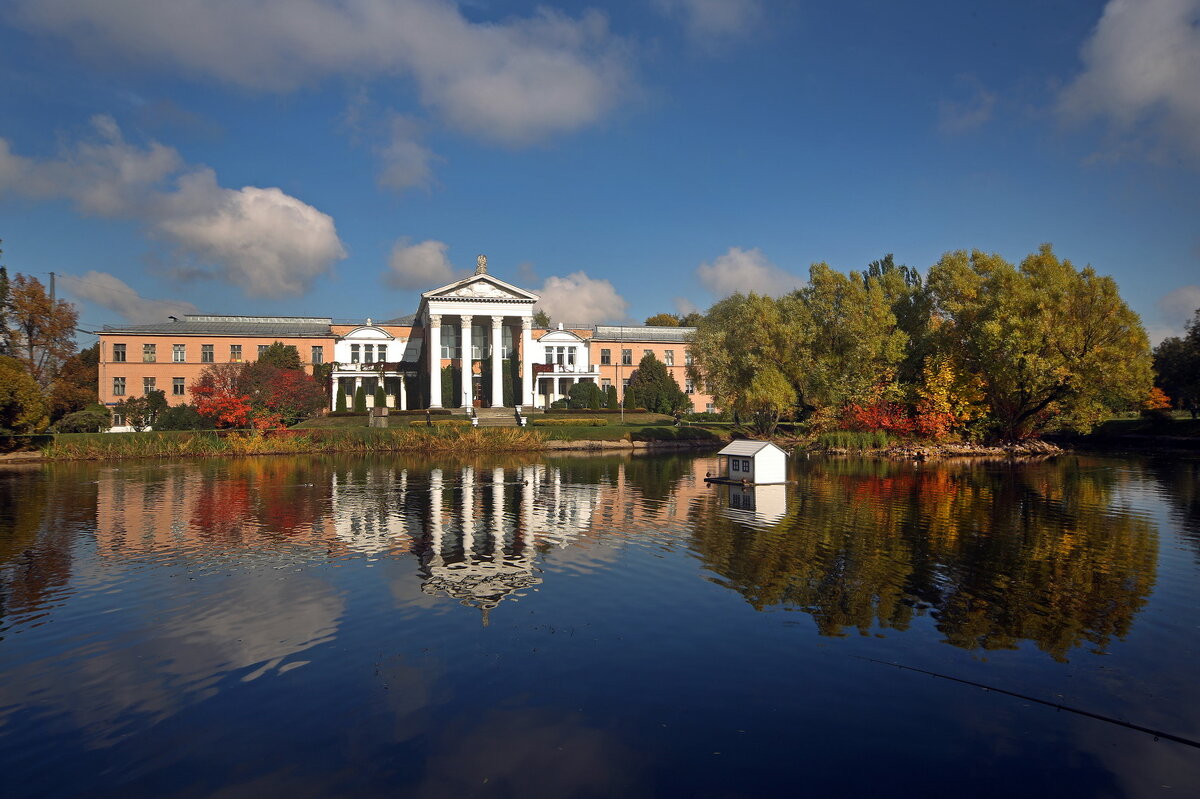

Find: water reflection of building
722;483;789;525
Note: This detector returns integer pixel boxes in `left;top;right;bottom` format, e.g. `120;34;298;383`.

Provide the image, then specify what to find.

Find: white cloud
696;246;801;298
536;272;629;324
0;116;346;297
377;116;439;193
1156;284;1200;331
385;239;463;290
1059;0;1200;160
938;75;996;135
15;0;631;146
673;296;699;315
654;0;763;47
63;271;198;323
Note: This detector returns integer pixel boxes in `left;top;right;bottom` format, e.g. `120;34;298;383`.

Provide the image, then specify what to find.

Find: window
364;344;375;364
143;343;156;362
622;378;630;389
685;378;695;394
742;458;751;472
732;458;740;472
311;346;323;364
143;377;156;394
113;376;126;396
230;345;242;362
350;344;360;363
643;349;653;360
111;413;125;427
664;350;674;366
621;348;632;366
375;344;386;362
706;403;715;413
685;350;694;366
173;343;185;362
202;344;214;363
600;348;611;365
258;344;269;357
173;377;185;396
601;378;611;389
112;343;126;362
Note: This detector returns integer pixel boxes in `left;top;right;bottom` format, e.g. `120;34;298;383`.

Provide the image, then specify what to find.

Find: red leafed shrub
840;402;915;436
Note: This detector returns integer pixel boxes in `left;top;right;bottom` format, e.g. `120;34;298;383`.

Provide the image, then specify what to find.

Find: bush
353;385;367;413
54;404;112;433
336;387;348;413
816;430;893;450
531;418;609;427
155;404;212;431
374;385;387;408
328;410;369;418
545;407;646;415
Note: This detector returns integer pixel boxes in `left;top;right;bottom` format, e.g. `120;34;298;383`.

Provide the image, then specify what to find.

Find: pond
2;452;1198;797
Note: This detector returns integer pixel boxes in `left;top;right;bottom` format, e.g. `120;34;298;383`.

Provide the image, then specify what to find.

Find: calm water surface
2;452;1199;798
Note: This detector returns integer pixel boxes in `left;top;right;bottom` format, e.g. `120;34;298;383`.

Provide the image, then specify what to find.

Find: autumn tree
0;355;48;434
257;341;302;370
190;363;253;429
5;274;78;388
0;260;9;357
644;313;681;326
927;245;1152;438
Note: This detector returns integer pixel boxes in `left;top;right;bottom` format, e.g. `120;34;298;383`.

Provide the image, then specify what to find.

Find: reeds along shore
39;427;547;460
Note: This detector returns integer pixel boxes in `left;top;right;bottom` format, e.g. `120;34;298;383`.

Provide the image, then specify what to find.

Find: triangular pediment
423;274;539;303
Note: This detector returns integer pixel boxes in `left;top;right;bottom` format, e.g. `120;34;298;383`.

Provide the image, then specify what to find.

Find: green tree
533;309;552;328
155;404;211;431
353;385;367;413
49;342;99;420
0;355;48;434
644;313;681;326
257;341;302;370
374;384;387;408
54;403;112;433
626;352;689;416
114;390;168;431
335;384;348;412
568;381;602;409
1153;308;1200;418
0;256;10;357
605;384;618;409
680;312;703;326
927;245;1152;438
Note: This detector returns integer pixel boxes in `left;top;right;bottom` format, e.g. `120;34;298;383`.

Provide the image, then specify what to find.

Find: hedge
545;407;647;415
531;418;609;427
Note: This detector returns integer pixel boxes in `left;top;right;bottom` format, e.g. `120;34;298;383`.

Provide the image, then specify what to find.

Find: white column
490;316;504;407
399;375;408;410
462;466;475;559
492;467;505;561
460;315;473;409
521;317;534;407
430;467;444;566
428;314;442;408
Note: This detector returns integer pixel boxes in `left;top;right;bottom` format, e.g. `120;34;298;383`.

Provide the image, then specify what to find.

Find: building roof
101;314;333;337
717;440;788;458
590;325;696;343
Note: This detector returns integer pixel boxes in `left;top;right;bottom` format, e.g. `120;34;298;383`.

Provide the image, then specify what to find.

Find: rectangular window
350;344;360;363
112;343;126;362
621;348;632;366
113;376;126;396
364;344;375;363
664;350;674;366
230;345;242;362
143;377;156;394
601;378;611;389
685;378;695;394
685;350;694;366
173;343;185;362
375;344;386;362
173;377;185;396
201;344;214;363
622;378;630;389
705;403;715;413
743;458;751;472
258;344;268;357
311;346;323;364
600;348;611;365
732;458;740;472
111;412;125;427
143;343;156;362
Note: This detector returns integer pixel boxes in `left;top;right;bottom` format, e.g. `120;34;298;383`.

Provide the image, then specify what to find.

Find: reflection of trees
690;457;1158;661
1145;456;1200;561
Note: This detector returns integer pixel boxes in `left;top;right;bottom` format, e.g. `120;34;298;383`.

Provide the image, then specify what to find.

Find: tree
644;313;681;326
0;355;48;434
927;245;1153;438
1153;308;1200;418
626;352;690;416
155;404;211;431
5;274;78;388
679;312;703;326
568;381;602;409
114;390;168;431
191;364;253;429
0;256;10;357
335;383;348;412
353;385;367;413
533;309;552;328
374;384;387;408
257;341;302;370
605;384;618;409
49;342;99;420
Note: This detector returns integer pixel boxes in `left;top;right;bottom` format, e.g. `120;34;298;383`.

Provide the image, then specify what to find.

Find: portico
419;256;539;409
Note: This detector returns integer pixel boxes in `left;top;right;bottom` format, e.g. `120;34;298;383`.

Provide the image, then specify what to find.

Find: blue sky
1;0;1197;342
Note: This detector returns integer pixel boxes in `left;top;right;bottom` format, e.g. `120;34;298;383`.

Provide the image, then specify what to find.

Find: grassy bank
41;427;546;460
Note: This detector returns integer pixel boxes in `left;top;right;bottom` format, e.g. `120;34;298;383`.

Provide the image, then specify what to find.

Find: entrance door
472;376;483;408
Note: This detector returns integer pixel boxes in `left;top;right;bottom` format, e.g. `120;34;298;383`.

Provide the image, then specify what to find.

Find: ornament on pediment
449;280;516;299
